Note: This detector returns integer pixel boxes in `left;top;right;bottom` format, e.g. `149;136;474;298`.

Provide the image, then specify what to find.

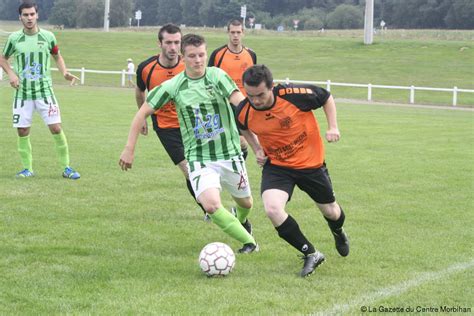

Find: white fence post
80;67;85;85
409;85;415;104
453;86;458;107
326;79;331;91
368;83;372;101
121;70;126;87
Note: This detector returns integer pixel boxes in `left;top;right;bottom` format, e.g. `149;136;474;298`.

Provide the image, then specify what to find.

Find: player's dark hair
158;23;182;43
243;65;273;89
227;19;243;31
19;1;38;15
181;34;206;55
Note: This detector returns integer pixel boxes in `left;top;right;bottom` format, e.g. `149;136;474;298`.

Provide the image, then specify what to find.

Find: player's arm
322;95;340;142
52;52;79;82
134;87;148;135
119;102;155;171
0;54;19;89
240;129;267;167
229;90;245;107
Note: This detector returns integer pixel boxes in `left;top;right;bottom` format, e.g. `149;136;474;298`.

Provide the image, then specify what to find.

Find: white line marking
317;258;474;315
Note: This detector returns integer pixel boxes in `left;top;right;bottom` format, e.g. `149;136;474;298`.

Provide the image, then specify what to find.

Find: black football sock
275;215;315;256
324;207;345;234
186;179;206;214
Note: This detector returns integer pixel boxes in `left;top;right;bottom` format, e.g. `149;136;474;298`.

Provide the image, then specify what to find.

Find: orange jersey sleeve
237;84;330;169
136;56;185;129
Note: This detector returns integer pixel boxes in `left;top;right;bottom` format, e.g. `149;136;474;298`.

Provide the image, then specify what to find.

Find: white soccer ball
198;242;236;276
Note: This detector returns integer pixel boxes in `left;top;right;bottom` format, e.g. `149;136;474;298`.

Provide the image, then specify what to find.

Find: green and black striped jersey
146;67;241;163
2;29;57;100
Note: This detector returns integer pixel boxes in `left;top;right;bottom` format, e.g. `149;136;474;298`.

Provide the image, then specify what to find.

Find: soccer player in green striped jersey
120;34;258;254
0;1;80;179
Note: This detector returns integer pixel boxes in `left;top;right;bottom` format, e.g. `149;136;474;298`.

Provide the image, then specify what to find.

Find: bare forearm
54;54;68;76
240;129;262;153
135;88;146;109
323;95;338;129
0;56;14;76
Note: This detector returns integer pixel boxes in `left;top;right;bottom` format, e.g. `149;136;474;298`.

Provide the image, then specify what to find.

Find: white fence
1;67;473;106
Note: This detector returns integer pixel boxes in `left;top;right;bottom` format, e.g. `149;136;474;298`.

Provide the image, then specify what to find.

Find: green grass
1;25;473;105
0;84;473;314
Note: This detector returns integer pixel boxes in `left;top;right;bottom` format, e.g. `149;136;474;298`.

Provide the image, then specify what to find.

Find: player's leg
220;156;255;239
155;126;206;214
13;99;34;177
38;97;80;179
189;162;256;253
297;164;349;257
262;164;325;277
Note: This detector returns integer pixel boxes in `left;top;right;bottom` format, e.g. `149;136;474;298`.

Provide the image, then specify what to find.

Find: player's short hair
227;19;243;31
181;34;206;55
19;1;38;15
158;23;182;43
242;65;273;89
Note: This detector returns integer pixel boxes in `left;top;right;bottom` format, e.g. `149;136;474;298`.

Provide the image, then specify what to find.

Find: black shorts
154;126;185;165
261;163;336;204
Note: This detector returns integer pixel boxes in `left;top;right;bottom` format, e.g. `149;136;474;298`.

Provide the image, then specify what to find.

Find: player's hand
119;148;134;171
140;121;148;136
255;149;268;167
63;72;79;82
9;74;20;89
326;128;340;142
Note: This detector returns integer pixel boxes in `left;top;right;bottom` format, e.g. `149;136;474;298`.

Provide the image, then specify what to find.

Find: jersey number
13;114;20;124
192;175;201;191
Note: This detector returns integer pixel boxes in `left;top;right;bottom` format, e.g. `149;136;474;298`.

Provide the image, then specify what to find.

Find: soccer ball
198;242;236;276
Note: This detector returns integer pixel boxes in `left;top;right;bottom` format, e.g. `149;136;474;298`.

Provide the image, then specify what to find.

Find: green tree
76;0;104;28
445;0;474;29
134;0;159;26
181;0;202;26
48;0;77;27
110;0;133;27
326;4;363;28
0;0;21;20
157;0;183;25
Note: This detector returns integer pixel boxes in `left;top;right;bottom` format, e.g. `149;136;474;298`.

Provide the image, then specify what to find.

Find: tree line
0;0;472;30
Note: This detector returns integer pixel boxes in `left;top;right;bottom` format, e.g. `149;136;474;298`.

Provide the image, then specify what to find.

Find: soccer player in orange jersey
236;65;350;277
208;19;257;160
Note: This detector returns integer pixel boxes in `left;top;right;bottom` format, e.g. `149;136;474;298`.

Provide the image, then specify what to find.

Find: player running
236;65;350;277
135;23;207;214
120;34;257;254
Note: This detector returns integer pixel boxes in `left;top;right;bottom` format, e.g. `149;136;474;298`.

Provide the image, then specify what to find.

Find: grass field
1;24;473;106
0;83;473;314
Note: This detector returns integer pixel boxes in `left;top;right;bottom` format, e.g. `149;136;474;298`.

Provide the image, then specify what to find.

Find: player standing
208;19;257;161
0;1;80;179
237;65;350;276
120;34;257;253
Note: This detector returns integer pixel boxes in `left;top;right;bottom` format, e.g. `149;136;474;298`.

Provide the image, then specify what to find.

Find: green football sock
210;207;255;245
18;135;33;171
53;131;70;169
236;205;251;224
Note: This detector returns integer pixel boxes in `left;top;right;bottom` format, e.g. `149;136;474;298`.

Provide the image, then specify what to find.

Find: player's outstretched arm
0;54;19;89
52;53;79;82
322;95;340;143
134;87;148;135
119;102;155;171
